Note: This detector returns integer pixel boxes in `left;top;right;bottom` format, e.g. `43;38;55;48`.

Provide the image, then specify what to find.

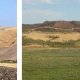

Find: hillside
0;27;17;61
22;21;80;48
0;27;16;47
0;44;17;61
23;21;80;32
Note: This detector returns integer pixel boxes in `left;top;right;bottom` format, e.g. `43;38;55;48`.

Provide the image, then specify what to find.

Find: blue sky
0;0;17;26
23;0;80;24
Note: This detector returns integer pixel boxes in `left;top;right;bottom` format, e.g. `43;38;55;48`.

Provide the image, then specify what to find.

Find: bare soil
0;44;17;61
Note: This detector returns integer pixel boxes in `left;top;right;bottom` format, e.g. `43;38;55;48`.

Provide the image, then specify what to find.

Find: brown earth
53;21;75;29
0;44;17;61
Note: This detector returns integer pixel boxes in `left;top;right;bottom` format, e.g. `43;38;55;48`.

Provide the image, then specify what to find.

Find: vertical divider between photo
17;0;22;80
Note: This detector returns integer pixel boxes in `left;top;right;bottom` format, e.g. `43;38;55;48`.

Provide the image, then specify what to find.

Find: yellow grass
0;63;16;68
23;31;80;42
0;27;17;47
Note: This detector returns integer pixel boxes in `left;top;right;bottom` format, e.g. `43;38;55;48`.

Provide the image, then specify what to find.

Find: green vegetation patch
47;35;59;40
23;48;80;80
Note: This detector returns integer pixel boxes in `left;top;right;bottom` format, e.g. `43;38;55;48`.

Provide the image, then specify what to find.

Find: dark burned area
0;66;17;80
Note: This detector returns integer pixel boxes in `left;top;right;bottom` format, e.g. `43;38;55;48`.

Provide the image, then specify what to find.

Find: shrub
48;35;59;40
22;35;80;48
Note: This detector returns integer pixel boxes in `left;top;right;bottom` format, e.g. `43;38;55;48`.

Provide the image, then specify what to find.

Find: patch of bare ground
0;44;17;61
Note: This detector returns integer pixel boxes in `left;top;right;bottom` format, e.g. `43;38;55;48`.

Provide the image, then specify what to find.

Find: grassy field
23;48;80;80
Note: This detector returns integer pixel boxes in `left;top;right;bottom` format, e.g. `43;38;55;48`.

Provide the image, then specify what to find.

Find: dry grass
23;31;80;42
0;27;17;47
0;63;16;68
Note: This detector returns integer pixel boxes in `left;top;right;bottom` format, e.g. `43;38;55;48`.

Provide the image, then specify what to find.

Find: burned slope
0;44;17;61
0;66;17;80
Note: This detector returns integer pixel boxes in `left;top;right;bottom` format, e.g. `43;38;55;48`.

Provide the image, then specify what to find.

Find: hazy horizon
22;20;80;24
0;26;16;27
22;0;80;24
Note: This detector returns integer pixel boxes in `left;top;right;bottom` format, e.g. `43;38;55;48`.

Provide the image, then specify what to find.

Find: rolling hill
0;27;17;61
23;21;80;32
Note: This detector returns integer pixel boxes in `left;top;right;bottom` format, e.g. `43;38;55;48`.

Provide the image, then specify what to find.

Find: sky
0;0;17;26
22;0;80;24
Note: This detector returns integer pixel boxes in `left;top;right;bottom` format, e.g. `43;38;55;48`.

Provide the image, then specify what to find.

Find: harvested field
0;27;17;47
0;63;16;68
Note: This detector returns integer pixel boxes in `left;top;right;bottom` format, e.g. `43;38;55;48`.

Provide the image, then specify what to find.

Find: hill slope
0;27;17;47
0;44;17;61
22;21;80;32
0;27;17;61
